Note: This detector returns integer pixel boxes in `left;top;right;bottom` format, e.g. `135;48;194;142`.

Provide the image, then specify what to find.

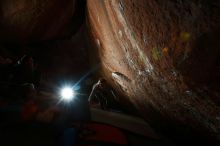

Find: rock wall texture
0;0;88;90
87;0;220;143
0;0;76;44
0;0;220;144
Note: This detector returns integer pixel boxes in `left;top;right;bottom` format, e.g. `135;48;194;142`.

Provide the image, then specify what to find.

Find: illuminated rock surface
0;0;220;145
87;0;220;144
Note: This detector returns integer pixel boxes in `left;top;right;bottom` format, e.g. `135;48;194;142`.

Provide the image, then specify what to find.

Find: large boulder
0;0;77;44
87;0;220;144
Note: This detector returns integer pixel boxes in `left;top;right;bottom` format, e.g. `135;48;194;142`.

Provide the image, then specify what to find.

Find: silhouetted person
88;78;118;110
1;55;41;100
11;55;41;87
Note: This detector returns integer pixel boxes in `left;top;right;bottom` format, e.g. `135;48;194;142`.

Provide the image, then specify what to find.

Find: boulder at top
0;0;77;44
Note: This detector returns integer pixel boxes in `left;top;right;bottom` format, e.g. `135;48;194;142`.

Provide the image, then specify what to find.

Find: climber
88;78;118;110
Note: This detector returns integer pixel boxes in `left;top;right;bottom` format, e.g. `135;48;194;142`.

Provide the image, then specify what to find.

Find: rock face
0;0;76;44
0;0;88;87
87;0;220;143
0;0;220;144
